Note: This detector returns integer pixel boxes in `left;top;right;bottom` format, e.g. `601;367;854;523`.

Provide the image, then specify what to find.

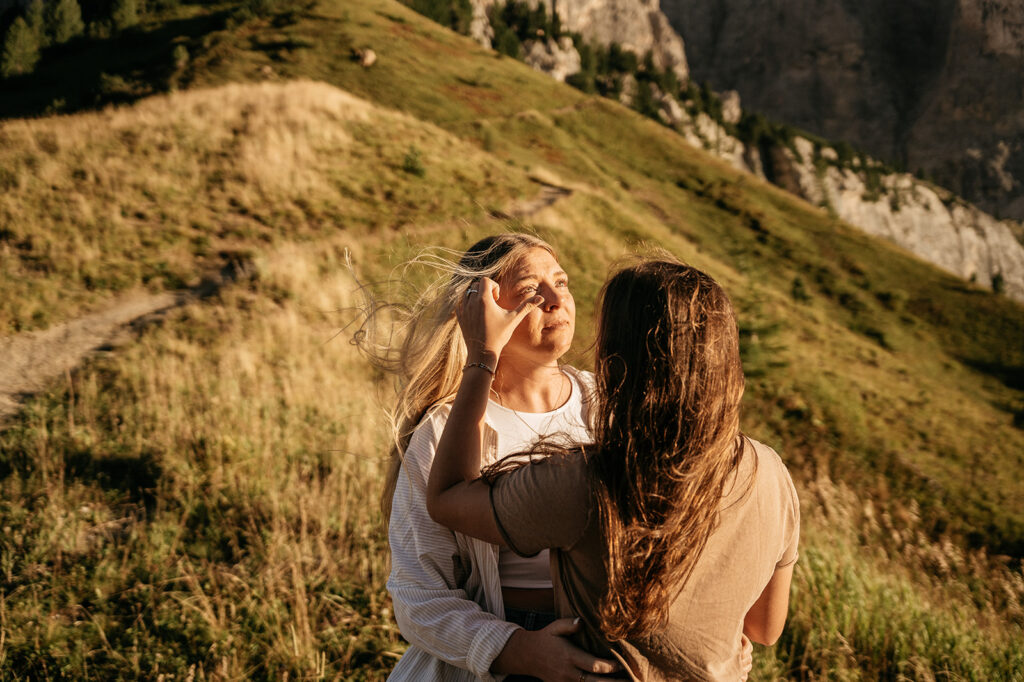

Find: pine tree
26;0;49;47
112;0;139;31
48;0;85;44
1;17;41;78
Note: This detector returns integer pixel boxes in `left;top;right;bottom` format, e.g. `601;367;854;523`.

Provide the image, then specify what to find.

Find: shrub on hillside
791;276;811;302
403;0;473;34
698;81;723;125
736;111;769;146
738;314;788;378
493;26;521;58
604;42;636;74
26;0;48;47
633;80;658;119
48;0;85;44
111;0;140;31
564;37;596;92
402;146;425;177
493;1;553;42
681;80;720;121
992;271;1005;295
833;140;856;168
1;18;40;78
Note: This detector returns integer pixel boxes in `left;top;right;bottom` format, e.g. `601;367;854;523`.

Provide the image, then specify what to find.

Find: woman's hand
459;277;543;366
492;618;623;681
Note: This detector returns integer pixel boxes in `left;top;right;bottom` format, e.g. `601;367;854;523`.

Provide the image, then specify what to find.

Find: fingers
457;277;489;317
482;277;500;301
544;617;622;677
579;657;623;675
570;646;623;675
541;616;582;637
512;293;544;322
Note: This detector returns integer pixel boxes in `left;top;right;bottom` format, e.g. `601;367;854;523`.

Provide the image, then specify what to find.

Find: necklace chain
492;369;570;438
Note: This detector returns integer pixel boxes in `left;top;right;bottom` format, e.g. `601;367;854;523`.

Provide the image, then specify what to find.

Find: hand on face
458;277;542;365
458;247;575;368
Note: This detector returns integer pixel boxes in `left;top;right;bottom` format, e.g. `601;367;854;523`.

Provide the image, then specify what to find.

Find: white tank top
485;372;590;589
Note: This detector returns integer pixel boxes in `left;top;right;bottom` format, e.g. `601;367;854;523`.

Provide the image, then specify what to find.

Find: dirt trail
0;258;250;423
495;180;574;219
0;292;183;421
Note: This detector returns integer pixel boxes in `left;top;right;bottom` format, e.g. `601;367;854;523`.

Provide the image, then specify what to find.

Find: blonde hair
352;233;556;523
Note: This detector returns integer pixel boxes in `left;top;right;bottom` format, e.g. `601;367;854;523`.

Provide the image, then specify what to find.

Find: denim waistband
504;606;558;631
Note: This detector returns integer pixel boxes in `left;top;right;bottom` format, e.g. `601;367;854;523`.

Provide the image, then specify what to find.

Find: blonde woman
426;259;799;680
364;234;621;681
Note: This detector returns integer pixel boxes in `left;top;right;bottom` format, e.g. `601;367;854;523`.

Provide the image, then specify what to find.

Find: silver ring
579;673;586;682
466;288;479;296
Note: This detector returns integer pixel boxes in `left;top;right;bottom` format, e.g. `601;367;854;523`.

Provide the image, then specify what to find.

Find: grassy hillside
1;0;1022;678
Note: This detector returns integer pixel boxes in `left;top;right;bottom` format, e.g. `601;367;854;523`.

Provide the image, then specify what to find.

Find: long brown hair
590;258;749;640
351;233;556;524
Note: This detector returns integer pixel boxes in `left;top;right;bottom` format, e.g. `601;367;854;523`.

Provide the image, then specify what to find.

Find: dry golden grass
1;238;402;677
0;80;534;332
1;72;1021;678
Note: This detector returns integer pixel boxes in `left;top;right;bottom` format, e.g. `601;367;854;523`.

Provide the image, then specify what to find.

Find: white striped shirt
386;367;595;681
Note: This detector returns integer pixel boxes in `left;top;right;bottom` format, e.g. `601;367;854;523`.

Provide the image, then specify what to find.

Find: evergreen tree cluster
488;0;558;58
568;38;680;122
2;0;143;79
399;0;473;35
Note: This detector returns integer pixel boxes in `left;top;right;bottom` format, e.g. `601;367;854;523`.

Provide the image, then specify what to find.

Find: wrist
490;628;531;675
467;349;499;368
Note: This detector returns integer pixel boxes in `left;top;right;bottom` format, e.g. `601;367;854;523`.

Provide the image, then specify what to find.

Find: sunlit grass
1;1;1022;676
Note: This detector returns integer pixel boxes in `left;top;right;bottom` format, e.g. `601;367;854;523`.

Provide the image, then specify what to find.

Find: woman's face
494;247;575;365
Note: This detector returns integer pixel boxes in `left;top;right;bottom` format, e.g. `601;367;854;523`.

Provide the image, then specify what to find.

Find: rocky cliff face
552;0;687;78
469;0;688;80
670;109;1024;302
777;138;1024;302
660;0;1024;221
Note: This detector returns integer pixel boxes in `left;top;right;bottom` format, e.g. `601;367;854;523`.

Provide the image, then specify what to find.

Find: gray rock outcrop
522;36;582;82
660;0;1024;221
661;110;1024;302
774;137;1024;302
469;0;689;80
553;0;688;80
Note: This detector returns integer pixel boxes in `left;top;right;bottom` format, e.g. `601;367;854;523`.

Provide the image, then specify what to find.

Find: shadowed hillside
0;0;1022;678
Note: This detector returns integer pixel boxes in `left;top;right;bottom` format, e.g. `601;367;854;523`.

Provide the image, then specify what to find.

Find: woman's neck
492;356;567;413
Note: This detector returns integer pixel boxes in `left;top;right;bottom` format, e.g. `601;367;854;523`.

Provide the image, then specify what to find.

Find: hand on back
492;617;623;681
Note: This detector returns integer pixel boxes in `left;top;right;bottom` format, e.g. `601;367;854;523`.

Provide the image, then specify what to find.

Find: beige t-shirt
490;438;800;681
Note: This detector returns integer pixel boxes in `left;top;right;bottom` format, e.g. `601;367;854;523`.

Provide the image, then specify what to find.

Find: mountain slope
0;0;1022;678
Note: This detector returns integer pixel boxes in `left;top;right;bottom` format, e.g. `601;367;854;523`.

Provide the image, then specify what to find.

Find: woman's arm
425;277;540;537
391;410;619;680
742;562;794;645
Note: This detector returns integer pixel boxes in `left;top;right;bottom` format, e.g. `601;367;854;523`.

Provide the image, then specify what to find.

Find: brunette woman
426;258;799;680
